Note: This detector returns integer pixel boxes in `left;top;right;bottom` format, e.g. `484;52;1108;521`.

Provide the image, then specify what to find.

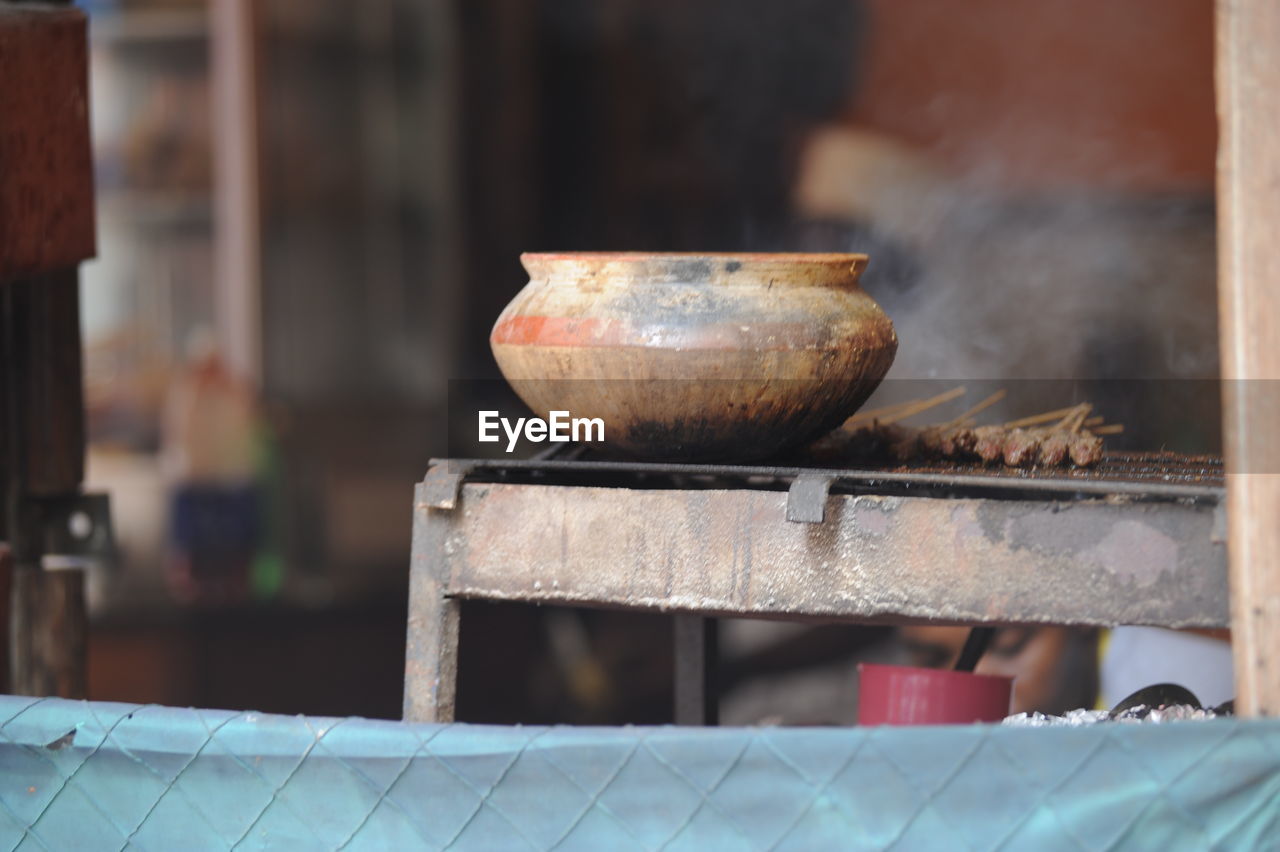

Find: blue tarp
0;695;1277;850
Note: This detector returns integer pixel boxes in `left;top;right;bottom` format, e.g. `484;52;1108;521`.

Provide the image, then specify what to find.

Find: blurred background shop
73;0;1220;722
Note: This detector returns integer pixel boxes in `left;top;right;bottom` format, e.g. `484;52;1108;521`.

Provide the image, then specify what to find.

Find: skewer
1002;405;1082;429
845;387;967;426
844;396;926;419
839;401;921;424
876;386;966;424
844;397;930;424
834;393;1113;469
942;389;1006;428
1062;403;1092;433
1070;404;1090;432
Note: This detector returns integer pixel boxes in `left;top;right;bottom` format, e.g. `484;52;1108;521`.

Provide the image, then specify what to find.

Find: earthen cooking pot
490;252;897;461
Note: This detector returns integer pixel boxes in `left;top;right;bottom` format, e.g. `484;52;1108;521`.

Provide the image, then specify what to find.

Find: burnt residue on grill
860;451;1224;488
436;449;1224;505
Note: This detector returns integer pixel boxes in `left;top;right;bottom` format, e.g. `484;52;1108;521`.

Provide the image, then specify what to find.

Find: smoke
864;180;1219;383
796;0;1219;385
791;128;1221;449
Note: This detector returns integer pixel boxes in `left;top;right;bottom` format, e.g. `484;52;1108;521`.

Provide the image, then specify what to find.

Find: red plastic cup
858;663;1013;725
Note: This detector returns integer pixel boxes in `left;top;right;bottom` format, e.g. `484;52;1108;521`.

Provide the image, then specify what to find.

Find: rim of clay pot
520;251;870;287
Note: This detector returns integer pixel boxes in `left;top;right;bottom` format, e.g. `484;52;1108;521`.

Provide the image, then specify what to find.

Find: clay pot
490;252;897;462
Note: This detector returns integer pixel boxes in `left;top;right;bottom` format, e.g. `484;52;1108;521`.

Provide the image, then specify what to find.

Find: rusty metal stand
403;479;461;723
673;615;717;725
403;459;1225;724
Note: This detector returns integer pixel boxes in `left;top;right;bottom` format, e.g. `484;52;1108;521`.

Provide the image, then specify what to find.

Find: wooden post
7;272;85;500
1216;0;1280;716
210;0;263;386
0;5;96;700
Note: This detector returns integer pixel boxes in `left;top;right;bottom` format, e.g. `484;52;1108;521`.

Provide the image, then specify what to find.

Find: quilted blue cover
0;696;1276;850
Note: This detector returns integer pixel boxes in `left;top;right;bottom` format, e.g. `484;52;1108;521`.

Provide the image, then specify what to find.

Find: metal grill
431;449;1224;506
411;447;1230;724
836;450;1226;496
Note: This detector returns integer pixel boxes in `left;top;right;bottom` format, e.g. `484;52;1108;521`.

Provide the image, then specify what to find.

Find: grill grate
436;448;1224;504
854;451;1225;488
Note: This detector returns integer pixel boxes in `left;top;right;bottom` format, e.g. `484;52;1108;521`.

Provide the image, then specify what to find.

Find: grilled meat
1001;428;1040;466
1038;431;1071;466
834;421;1105;468
1068;432;1104;466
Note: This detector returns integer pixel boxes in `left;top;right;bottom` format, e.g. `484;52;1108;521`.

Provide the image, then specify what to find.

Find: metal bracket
30;493;114;558
1211;502;1228;544
786;474;835;523
422;463;473;511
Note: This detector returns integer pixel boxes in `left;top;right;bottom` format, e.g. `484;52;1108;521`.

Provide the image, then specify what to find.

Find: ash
1003;705;1222;727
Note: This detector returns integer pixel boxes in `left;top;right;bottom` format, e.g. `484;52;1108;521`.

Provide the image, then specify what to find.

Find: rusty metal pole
9;567;86;699
403;481;461;722
674;615;718;725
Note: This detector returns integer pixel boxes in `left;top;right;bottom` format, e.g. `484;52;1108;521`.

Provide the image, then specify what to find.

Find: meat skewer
832;387;967;460
1068;432;1105;466
1000;404;1089;467
912;390;1006;460
1037;430;1071;466
827;395;1118;469
842;387;966;428
1002;427;1041;466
